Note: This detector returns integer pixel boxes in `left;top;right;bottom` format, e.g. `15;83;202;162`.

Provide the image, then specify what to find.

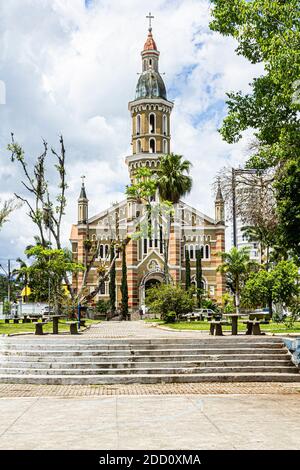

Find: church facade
70;24;226;312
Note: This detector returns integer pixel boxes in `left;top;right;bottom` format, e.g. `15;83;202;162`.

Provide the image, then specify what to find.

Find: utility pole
7;259;11;304
232;169;237;248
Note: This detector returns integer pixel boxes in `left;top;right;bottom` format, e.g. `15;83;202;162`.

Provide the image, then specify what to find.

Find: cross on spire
81;175;86;186
146;12;154;32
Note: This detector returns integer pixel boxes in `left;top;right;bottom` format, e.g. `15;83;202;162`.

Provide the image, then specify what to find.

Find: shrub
165;311;177;323
96;299;110;314
146;284;194;321
201;297;219;312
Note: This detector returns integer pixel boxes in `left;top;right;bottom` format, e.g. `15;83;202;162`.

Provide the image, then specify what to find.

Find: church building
70;20;226;312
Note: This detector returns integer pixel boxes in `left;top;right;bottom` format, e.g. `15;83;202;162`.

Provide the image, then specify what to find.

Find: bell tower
78;176;88;225
215;180;225;224
126;13;174;181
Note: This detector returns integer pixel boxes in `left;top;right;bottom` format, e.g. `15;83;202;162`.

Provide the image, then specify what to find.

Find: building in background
70;22;226;312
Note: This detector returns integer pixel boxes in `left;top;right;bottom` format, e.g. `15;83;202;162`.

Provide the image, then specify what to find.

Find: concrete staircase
0;336;299;384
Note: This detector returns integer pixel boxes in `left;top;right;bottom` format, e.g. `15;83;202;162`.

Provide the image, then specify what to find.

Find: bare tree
0;198;21;229
8;134;73;293
214;167;278;264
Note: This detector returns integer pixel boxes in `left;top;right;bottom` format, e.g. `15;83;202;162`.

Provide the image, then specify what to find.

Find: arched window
205;244;210;259
136;114;141;135
149;138;156;153
149;58;152;67
137;139;142;153
105;245;109;258
163;139;167;153
149;113;156;134
99;245;104;259
190;245;194;260
163;115;168;135
143;60;147;71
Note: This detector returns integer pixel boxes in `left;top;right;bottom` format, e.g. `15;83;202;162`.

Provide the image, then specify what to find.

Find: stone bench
243;320;263;336
33;322;48;335
210;320;231;336
66;321;78;335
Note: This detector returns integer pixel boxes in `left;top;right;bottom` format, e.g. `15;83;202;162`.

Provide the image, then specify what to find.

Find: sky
0;0;264;268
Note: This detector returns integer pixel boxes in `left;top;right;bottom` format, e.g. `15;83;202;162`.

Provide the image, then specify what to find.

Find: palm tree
156;154;193;283
217;247;256;313
241;225;275;268
156;153;192;204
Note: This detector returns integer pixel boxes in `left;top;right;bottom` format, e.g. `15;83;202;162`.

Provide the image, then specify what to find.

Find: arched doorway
145;278;161;292
139;270;164;308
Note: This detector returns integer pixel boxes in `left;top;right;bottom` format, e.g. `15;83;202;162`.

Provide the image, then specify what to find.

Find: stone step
0;347;289;357
0;342;284;351
0;372;300;384
1;337;296;384
0;365;297;376
0;353;290;363
1;336;284;344
0;358;293;369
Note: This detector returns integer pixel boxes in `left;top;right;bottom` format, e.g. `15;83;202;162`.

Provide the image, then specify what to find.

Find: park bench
33;321;47;335
209;320;230;336
13;318;20;324
66;321;78;335
21;316;30;324
4;318;10;324
243;320;263;336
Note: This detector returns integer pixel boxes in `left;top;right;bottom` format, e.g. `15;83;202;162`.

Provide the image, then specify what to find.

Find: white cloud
0;0;264;259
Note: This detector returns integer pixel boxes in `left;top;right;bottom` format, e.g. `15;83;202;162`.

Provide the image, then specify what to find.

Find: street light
231;168;258;248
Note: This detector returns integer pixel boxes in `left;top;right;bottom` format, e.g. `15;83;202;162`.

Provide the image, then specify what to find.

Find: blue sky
0;0;263;265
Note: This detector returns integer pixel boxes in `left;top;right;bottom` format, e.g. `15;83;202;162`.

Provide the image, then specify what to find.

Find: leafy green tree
274;159;300;257
242;260;299;315
218;247;256;313
109;244;116;313
242;269;273;312
121;246;128;319
20;246;83;312
0;275;20;303
185;249;191;290
146;284;194;321
196;248;203;307
210;0;300;258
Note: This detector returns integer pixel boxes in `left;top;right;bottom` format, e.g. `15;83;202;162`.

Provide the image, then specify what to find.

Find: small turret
78;176;88;225
215;179;225;224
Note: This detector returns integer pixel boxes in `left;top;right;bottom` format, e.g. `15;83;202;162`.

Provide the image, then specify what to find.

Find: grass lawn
0;319;100;336
156;320;300;334
144;318;163;323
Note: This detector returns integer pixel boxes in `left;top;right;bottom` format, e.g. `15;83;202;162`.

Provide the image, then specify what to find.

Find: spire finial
81;175;86;186
146;12;154;32
216;177;224;201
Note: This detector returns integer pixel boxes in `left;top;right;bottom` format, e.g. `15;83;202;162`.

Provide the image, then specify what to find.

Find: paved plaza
82;320;206;338
0;394;299;449
1;321;299;449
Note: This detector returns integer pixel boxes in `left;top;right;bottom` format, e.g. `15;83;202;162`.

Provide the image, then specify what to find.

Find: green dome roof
135;70;167;100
